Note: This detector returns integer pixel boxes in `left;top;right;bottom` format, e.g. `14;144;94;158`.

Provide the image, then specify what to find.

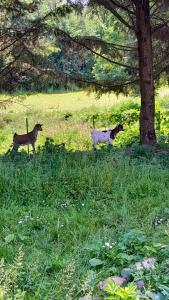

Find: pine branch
93;0;134;30
108;0;135;15
150;1;160;14
70;75;139;89
75;36;137;52
0;50;23;76
0;39;17;52
153;46;169;68
0;95;27;110
152;16;169;33
55;28;138;70
154;64;169;79
0;11;52;53
37;66;139;91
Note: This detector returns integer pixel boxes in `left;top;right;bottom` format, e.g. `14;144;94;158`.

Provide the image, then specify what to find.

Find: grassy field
0;90;169;299
0;91;127;112
0;90;135;154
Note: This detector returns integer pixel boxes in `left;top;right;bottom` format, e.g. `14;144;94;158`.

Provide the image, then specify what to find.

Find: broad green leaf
158;285;169;297
146;291;166;300
89;258;104;267
18;234;28;241
5;233;15;243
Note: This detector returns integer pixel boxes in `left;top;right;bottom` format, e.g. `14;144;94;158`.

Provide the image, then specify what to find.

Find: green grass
0;90;131;154
0;90;169;299
0;90;128;113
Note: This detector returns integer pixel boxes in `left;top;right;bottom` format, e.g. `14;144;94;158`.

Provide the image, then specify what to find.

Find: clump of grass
0;247;25;299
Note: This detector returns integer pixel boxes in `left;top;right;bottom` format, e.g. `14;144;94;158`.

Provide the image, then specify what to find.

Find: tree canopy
1;0;169;144
1;1;169;92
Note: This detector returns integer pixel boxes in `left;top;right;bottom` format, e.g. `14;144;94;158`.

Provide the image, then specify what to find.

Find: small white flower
105;242;112;249
25;215;29;218
18;215;34;224
105;242;110;247
82;203;85;206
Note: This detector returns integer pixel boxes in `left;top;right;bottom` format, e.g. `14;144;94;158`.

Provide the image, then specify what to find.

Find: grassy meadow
0;89;169;299
0;91;129;153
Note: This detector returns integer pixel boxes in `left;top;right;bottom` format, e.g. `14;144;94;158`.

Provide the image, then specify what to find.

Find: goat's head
117;124;124;132
35;124;43;131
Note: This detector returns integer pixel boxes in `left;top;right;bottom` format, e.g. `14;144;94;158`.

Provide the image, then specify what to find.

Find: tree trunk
135;0;156;145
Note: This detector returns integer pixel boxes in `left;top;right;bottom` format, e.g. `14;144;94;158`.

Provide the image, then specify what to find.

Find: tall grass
0;90;168;299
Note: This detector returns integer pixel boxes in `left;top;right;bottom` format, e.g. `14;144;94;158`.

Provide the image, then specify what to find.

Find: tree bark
135;0;156;145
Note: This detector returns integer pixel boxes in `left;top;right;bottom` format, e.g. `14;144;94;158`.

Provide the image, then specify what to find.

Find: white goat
91;124;124;149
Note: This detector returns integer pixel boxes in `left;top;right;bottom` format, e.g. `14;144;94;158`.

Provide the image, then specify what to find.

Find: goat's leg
92;137;97;150
93;142;97;150
32;143;35;153
12;144;19;152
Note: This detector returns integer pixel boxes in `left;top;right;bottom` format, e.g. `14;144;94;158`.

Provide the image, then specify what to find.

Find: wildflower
105;242;112;249
135;258;156;271
18;215;33;224
143;258;156;269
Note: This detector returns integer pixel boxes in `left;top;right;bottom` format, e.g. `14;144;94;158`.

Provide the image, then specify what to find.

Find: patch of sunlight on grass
158;86;169;97
0;91;130;113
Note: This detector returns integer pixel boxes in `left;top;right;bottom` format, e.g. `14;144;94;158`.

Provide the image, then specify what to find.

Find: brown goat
13;123;43;152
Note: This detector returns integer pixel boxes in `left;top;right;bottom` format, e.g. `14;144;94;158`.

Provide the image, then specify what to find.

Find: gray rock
112;276;127;286
135;279;144;290
121;268;132;282
146;291;165;300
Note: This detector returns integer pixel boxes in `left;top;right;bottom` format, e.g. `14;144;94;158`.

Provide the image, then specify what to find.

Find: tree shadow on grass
1;137;67;162
2;136;169;168
1;136;121;165
125;141;169;167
